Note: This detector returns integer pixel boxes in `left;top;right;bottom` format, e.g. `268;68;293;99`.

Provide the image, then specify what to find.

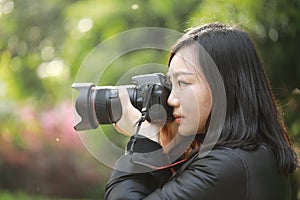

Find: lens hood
72;83;99;131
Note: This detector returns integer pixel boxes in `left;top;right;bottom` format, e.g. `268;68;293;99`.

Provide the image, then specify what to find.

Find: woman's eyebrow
167;71;196;79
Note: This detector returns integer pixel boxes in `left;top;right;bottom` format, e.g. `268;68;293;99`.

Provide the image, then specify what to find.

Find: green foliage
0;190;54;200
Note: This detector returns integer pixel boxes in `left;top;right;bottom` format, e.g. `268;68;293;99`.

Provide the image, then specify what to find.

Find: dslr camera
72;73;174;131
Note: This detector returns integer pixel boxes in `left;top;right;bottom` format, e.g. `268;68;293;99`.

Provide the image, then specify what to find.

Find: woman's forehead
168;46;201;76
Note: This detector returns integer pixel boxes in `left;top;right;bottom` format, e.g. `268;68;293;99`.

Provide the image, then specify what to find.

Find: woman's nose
167;91;179;108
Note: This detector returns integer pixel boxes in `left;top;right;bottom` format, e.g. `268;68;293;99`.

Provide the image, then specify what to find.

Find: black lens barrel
94;87;137;124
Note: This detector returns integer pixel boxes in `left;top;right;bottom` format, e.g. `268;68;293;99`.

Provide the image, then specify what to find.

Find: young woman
105;23;297;199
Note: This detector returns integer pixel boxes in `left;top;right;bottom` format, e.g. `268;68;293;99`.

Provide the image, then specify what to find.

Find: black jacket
105;135;292;200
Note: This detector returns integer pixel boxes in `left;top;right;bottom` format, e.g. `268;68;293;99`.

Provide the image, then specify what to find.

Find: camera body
72;73;173;131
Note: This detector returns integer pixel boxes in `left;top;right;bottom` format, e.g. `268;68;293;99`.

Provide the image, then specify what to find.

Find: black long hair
169;23;297;175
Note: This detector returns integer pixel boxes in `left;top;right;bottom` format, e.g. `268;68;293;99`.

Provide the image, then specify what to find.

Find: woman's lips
173;114;183;124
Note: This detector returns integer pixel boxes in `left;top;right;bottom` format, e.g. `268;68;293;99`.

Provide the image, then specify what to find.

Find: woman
105;23;297;199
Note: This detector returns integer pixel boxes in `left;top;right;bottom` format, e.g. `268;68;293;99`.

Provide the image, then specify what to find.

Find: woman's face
167;46;212;136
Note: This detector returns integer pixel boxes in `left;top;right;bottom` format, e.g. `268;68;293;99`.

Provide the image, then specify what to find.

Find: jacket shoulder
169;146;291;200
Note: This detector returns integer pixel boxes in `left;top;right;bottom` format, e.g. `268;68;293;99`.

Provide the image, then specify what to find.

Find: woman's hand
160;122;178;147
114;87;160;143
160;122;180;153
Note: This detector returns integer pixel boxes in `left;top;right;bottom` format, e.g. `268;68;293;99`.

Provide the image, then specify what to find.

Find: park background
0;0;300;199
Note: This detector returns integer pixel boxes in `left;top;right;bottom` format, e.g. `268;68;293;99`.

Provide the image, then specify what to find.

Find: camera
72;73;174;131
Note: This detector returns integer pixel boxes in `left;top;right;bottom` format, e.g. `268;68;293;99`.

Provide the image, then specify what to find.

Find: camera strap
129;84;155;154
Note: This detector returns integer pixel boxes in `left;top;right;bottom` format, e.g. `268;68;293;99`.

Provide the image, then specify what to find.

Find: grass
0;190;102;200
0;190;60;200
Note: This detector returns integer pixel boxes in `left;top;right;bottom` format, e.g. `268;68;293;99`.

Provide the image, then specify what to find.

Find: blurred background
0;0;299;199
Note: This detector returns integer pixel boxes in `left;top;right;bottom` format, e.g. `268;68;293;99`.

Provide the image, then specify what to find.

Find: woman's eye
178;80;189;86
